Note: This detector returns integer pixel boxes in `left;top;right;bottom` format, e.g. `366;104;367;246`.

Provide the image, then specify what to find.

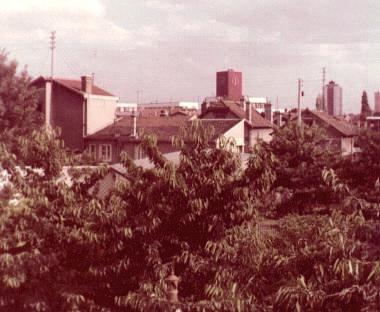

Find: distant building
116;103;137;116
315;94;323;111
136;101;199;117
324;81;343;116
374;91;380;113
245;97;272;122
31;75;119;151
366;116;380;132
216;69;243;101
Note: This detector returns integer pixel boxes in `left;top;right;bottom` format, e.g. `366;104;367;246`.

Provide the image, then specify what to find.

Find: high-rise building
324;81;342;116
216;69;242;101
374;91;380;113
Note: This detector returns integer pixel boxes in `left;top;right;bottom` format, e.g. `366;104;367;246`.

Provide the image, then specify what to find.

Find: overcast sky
1;0;380;113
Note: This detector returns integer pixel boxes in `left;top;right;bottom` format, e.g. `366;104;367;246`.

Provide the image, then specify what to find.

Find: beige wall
341;137;354;155
216;120;245;152
87;96;118;135
249;128;272;146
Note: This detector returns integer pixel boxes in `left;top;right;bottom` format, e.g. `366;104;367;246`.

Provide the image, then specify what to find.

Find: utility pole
322;67;326;111
50;31;56;79
297;78;303;127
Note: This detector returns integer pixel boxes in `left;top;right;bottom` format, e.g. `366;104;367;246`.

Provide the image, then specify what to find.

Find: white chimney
45;79;52;126
131;109;137;137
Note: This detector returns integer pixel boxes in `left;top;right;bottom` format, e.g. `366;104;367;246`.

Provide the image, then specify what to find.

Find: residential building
374;91;380;113
324;81;343;116
200;97;273;151
84;113;255;162
245;97;272;122
288;109;357;155
366;116;380;132
216;69;243;101
31;75;119;151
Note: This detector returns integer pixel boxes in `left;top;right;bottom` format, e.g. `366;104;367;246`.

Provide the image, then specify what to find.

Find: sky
1;0;380;113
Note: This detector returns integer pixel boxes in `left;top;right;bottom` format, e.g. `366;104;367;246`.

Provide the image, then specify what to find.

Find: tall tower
324;81;342;116
374;91;380;113
216;69;242;101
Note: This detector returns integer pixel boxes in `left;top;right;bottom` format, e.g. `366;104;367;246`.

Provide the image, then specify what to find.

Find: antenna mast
50;31;56;79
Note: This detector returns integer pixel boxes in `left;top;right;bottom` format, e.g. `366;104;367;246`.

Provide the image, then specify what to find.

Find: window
137;145;146;159
89;144;96;157
99;144;112;162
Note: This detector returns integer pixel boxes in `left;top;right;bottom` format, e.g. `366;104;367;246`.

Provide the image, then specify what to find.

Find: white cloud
0;0;105;17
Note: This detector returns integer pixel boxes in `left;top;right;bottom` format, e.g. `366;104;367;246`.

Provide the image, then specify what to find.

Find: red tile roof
200;99;273;129
86;115;190;142
85;116;243;143
306;110;358;137
55;78;114;97
30;76;115;97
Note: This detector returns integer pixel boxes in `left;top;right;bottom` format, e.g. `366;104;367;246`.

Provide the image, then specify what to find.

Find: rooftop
31;76;115;97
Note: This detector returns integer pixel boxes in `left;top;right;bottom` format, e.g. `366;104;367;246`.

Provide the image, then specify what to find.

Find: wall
341;137;354;155
85;140;178;163
249;128;272;146
52;83;84;151
219;120;245;149
87;96;118;135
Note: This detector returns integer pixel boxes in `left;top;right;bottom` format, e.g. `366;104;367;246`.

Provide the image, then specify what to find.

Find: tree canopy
1;52;380;311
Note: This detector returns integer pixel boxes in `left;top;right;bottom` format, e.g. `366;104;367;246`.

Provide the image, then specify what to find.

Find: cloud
0;0;105;17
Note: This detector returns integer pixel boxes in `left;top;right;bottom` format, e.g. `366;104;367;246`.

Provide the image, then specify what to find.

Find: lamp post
165;270;179;303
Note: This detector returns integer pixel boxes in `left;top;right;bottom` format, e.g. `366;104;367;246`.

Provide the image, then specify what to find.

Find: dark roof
86;116;243;143
250;109;273;128
200;99;272;129
86;115;190;142
308;110;358;136
292;109;358;137
31;76;115;97
195;119;242;140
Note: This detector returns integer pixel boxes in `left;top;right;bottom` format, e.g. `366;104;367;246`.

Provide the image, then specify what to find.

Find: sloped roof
195;119;242;140
250;109;273;128
307;110;358;137
200;99;272;129
86;115;190;142
31;76;115;97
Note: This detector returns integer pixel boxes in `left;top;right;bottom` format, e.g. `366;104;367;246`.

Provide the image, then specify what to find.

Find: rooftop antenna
50;31;56;79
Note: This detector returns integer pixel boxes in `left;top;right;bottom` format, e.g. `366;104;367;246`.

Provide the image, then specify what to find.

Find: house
30;75;119;151
199;97;273;151
366;115;380;132
84;111;261;163
84;115;190;162
289;109;358;155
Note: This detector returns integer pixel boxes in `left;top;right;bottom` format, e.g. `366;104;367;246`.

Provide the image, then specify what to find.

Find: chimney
246;102;252;122
81;75;93;94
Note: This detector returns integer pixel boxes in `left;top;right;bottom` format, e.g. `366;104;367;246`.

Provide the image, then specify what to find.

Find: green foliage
0;51;43;154
1;51;380;311
265;123;340;216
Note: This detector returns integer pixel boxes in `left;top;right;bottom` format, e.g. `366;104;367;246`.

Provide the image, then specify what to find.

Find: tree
0;51;43;155
360;91;372;125
264;123;340;216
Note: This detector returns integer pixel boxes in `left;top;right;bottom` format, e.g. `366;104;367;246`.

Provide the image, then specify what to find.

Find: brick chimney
81;75;93;94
